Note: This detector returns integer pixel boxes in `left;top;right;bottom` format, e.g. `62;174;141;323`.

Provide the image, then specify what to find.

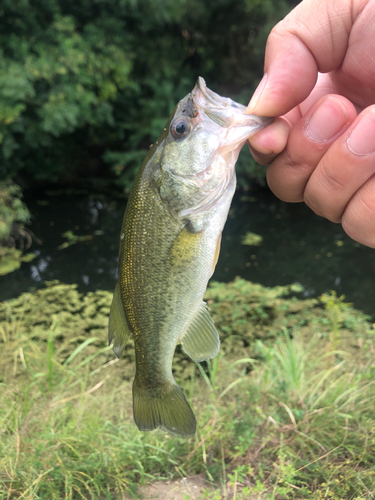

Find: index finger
247;0;362;117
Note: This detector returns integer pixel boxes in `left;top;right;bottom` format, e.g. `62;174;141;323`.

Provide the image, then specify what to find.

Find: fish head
157;77;273;218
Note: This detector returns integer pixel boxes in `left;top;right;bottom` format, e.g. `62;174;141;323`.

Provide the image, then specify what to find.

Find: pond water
1;186;374;318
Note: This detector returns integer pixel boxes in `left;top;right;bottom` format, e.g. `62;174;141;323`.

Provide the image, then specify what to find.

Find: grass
1;281;375;499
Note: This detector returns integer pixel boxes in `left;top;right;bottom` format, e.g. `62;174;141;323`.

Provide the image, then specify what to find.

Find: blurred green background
0;0;298;190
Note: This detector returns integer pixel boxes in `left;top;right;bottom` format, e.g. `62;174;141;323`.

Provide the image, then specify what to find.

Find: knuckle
248;144;276;166
303;158;347;223
318;160;345;193
303;194;325;219
279;148;312;178
342;179;375;248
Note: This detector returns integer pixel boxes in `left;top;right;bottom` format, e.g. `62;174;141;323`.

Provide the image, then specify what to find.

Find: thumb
247;0;357;117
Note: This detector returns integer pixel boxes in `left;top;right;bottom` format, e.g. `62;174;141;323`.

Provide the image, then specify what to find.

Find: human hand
247;0;375;248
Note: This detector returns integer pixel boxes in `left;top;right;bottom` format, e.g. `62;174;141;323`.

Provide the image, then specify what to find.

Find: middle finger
266;95;357;202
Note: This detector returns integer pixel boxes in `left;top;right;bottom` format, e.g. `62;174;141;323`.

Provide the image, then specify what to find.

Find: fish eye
170;118;191;139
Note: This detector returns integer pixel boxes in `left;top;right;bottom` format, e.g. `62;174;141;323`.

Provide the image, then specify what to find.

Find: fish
108;77;272;438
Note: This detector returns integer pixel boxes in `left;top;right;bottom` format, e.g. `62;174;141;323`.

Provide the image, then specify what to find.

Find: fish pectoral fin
179;302;220;362
168;224;203;264
108;282;132;358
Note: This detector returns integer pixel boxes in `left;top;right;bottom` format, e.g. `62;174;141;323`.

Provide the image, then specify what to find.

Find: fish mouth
193;77;243;112
192;77;273;132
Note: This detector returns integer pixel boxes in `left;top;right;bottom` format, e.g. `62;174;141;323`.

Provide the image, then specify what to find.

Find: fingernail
247;74;268;112
347;111;375;155
306;97;348;142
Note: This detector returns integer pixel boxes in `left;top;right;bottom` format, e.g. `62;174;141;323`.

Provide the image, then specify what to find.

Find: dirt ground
129;474;212;499
125;474;266;499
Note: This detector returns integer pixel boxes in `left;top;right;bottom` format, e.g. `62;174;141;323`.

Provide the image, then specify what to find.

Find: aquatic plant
240;231;263;246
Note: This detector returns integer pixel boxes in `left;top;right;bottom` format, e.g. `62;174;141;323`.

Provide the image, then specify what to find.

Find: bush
0;0;297;189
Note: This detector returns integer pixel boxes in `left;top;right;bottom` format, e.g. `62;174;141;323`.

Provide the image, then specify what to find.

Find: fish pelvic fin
179;302;220;362
133;378;196;438
108;282;132;358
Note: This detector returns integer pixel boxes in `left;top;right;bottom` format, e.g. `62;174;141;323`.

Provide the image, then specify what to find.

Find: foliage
0;0;297;189
0;180;30;242
1;279;375;498
0;247;36;276
0;180;36;276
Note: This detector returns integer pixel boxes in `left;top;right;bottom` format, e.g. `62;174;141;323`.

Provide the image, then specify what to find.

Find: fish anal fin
133;379;196;438
180;302;220;362
108;282;132;358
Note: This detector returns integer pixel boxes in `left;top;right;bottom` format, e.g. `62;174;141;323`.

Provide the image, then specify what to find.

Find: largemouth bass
109;77;272;437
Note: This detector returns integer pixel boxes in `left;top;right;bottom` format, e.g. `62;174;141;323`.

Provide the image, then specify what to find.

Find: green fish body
109;77;272;437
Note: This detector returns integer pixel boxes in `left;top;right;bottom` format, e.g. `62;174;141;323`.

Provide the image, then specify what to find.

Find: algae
240;231;263;246
0;247;36;275
57;230;93;250
1;278;372;381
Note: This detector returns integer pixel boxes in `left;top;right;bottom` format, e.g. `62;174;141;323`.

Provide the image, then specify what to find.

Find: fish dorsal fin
180;302;220;362
108;282;132;358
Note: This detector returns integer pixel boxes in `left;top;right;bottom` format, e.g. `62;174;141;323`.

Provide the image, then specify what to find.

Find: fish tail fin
133;377;196;438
